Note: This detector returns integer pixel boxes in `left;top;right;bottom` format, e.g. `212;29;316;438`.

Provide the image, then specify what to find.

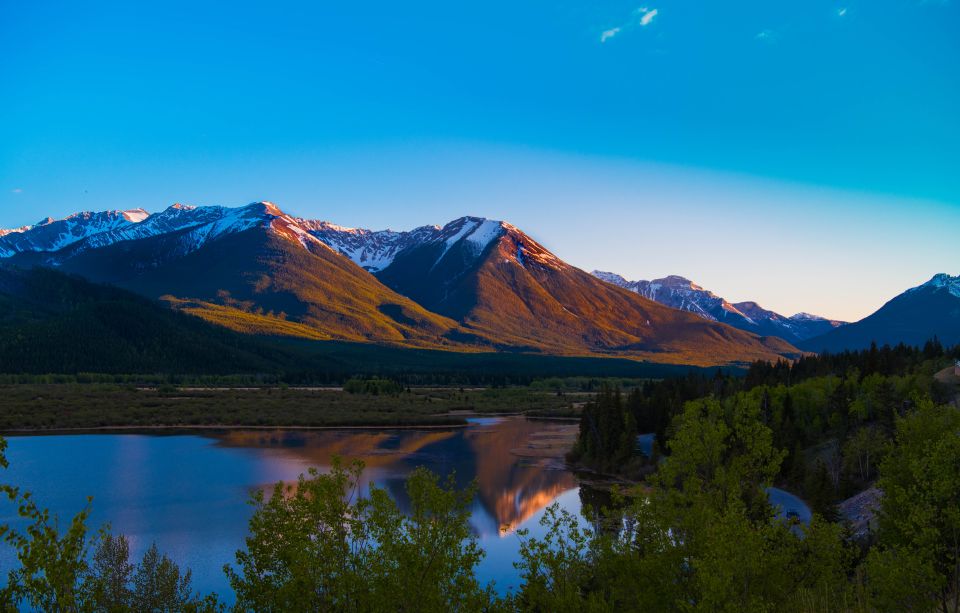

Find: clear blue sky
1;0;958;321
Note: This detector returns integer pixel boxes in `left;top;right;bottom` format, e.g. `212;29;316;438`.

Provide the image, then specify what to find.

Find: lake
0;417;583;599
0;417;811;601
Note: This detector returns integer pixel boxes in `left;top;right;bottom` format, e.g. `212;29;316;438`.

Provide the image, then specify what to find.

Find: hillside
55;222;463;348
0;267;729;381
0;267;295;374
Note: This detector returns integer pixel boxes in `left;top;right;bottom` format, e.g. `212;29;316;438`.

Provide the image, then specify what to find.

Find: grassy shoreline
0;383;584;431
0;422;473;436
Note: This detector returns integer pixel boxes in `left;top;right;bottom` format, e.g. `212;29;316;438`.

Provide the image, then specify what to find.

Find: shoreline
0;422;472;436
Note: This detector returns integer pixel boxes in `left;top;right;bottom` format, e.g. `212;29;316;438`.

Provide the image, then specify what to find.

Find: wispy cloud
838;7;848;16
755;29;777;42
639;8;659;26
600;6;658;43
601;27;621;43
10;188;22;194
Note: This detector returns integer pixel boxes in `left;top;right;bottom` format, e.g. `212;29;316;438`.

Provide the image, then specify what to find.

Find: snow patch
122;209;150;223
464;219;504;253
790;312;825;321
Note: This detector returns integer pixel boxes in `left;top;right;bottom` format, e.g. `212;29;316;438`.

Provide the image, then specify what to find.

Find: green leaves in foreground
866;399;960;612
226;459;495;612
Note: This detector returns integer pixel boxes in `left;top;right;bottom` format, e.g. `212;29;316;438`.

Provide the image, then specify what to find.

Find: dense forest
565;339;960;610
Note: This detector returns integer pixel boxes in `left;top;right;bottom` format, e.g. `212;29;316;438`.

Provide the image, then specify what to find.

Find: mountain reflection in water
210;417;579;537
0;417;582;597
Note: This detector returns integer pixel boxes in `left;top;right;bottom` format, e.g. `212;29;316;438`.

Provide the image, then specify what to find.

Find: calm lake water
0;417;811;601
0;417;583;599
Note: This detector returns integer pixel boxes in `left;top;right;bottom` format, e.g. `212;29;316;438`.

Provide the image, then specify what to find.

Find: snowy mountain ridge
307;215;551;273
908;273;960;299
592;272;755;324
0;209;151;257
0;204;519;274
591;270;846;343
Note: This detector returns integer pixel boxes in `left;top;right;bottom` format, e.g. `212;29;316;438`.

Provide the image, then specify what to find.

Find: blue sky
1;0;957;321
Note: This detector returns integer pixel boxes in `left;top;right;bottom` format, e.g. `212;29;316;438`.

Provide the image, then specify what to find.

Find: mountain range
0;202;799;367
590;272;846;343
1;202;954;367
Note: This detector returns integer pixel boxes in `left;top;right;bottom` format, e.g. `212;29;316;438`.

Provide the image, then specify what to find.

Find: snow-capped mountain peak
592;270;628;285
790;312;828;322
308;215;516;273
592;271;746;322
434;216;506;263
591;270;845;342
910;273;960;298
0;201;326;261
0;209;148;257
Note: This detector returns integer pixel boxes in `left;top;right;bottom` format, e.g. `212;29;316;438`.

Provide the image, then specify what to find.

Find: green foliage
89;533;134;611
516;395;854;612
0;436;220;612
512;505;610;612
657;396;785;519
226;459;495;612
867;400;960;611
842;425;888;484
0;483;93;611
131;543;199;612
572;386;638;473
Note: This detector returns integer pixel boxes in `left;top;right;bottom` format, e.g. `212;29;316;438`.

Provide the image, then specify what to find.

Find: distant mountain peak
801;272;960;352
592;270;628;285
790;312;826;321
437;217;506;261
911;273;960;298
122;208;150;223
591;270;845;343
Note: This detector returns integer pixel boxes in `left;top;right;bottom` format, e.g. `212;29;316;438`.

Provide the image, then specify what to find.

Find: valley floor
0;384;579;432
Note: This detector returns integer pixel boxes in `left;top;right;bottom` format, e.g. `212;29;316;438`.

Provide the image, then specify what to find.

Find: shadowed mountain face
0;203;801;366
0;266;297;374
800;274;960;352
591;271;845;344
